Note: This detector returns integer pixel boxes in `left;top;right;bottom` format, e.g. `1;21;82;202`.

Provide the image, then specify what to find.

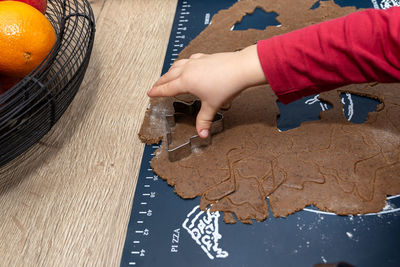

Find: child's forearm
237;45;268;88
257;7;400;104
148;7;400;137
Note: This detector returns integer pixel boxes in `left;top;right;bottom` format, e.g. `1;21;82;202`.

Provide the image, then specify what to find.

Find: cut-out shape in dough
276;95;332;131
310;0;325;10
232;8;280;30
276;92;383;131
340;92;382;124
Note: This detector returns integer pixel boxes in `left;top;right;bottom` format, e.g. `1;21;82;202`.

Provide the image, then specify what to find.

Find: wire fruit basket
0;0;95;167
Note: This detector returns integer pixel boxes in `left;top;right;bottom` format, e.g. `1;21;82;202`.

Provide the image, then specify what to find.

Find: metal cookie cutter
165;100;224;162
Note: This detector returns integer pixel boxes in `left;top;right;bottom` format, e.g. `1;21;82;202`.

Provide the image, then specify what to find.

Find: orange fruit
0;1;56;78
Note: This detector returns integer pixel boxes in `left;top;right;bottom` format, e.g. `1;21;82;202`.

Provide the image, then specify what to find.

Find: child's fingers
148;78;185;97
170;59;188;69
152;67;181;87
196;102;217;138
189;53;205;59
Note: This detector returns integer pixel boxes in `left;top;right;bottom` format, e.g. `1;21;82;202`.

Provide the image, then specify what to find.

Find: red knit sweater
257;7;400;104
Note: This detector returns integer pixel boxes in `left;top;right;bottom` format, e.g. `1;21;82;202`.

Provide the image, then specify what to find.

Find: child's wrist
238;44;268;88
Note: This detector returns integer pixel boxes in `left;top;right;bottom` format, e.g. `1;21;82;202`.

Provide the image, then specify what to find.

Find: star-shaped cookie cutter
165;100;224;162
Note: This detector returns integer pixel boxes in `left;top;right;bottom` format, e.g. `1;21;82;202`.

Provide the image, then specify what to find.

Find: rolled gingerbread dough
139;0;400;223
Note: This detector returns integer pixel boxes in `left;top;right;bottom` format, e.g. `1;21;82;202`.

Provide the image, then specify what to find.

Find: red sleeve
257;7;400;104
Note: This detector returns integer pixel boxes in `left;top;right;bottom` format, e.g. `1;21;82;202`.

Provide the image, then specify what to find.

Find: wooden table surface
0;0;177;265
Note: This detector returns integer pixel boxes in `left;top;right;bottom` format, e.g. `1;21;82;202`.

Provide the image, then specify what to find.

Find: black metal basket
0;0;95;167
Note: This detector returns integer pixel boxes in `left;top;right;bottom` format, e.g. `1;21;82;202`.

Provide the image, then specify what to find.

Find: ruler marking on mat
121;1;198;265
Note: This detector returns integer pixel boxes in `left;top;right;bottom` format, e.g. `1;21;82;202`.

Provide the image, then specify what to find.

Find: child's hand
147;45;267;138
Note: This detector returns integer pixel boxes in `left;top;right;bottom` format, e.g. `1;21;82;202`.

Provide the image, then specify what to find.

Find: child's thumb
196;102;217;138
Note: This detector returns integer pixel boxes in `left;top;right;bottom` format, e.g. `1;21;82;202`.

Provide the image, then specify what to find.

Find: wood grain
0;0;177;265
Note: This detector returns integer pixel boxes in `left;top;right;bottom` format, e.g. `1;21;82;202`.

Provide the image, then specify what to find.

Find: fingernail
199;129;209;138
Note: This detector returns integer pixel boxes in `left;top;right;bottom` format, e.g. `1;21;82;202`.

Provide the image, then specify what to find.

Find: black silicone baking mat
121;1;400;266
